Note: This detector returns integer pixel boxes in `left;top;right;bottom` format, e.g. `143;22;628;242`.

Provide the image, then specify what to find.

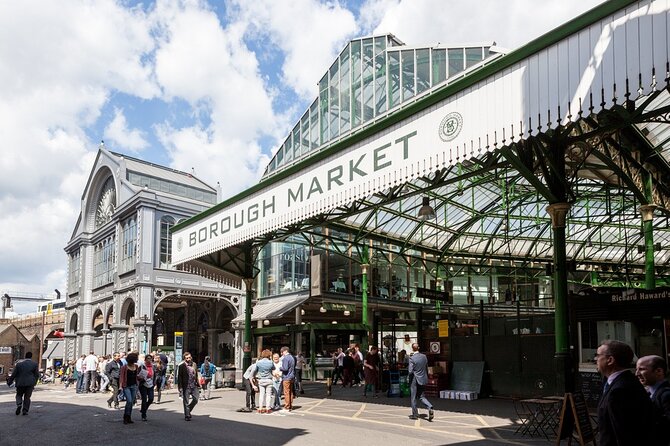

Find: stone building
0;324;41;381
64;144;243;365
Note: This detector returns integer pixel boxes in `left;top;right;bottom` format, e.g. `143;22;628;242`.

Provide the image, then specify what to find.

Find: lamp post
142;314;149;355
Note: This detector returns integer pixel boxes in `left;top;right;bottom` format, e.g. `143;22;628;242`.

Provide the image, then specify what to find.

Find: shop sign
416;287;449;302
323;302;356;312
0;347;12;354
437;320;450;338
609;288;670;304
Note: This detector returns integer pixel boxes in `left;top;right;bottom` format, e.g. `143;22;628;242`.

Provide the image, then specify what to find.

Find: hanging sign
174;331;183;364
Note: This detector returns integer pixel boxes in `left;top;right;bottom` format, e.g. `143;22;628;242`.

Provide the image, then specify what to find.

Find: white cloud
104;108;150;152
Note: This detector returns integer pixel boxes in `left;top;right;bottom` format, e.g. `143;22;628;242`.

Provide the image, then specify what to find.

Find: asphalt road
0;382;555;445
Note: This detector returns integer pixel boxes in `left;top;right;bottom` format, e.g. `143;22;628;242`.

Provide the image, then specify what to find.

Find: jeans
155;376;163;402
410;380;432;416
16;386;34;414
182;386;199;418
122;385;138;418
107;379;119;406
243;378;256;408
100;374;110;392
272;380;282;409
258;379;272;411
294;369;303;393
139;385;154;418
76;372;84;392
84;370;97;392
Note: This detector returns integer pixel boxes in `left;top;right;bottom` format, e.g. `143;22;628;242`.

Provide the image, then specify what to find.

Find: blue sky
0;0;605;314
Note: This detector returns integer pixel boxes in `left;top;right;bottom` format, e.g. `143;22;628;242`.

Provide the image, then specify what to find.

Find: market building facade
173;0;670;397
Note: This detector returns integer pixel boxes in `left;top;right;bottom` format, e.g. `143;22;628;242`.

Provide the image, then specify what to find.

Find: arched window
160;216;176;268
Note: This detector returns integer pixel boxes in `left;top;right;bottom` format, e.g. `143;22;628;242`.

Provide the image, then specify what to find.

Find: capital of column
546;203;571;229
639;204;657;222
243;277;254;290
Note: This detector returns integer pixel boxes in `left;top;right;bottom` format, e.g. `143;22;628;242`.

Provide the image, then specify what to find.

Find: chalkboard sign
556;392;596;446
578;372;603;407
450;361;484;394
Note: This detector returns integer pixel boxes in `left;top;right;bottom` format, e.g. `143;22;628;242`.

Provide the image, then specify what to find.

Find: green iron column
361;263;370;351
547;202;572;392
640;173;656;289
242;277;254;372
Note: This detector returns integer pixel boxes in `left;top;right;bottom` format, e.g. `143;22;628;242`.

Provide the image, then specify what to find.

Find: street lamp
142;314;149;354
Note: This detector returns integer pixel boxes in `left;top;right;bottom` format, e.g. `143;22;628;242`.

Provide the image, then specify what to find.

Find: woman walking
154;357;165;403
199;356;215;400
254;350;274;413
119;352;139;424
138;354;155;421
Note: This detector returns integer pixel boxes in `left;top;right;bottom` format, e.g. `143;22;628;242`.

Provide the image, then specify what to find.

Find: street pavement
0;381;559;445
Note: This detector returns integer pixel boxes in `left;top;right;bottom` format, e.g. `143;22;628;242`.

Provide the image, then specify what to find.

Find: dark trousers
16;386;34;413
139;385;154;418
342;368;353;387
332;366;343;384
243;378;256;408
410;380;432;416
107;379;119;407
182;386;198;418
84;370;97;392
155;376;163;402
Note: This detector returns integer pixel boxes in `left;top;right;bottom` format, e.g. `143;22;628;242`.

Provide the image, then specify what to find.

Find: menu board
578;371;603;407
557;392;596;445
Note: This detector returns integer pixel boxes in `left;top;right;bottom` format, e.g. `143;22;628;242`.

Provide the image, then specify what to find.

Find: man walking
408;343;434;421
105;352;122;409
177;352;200;421
636;354;670;445
596;339;655;445
83;351;98;393
279;346;295;411
7;352;39;415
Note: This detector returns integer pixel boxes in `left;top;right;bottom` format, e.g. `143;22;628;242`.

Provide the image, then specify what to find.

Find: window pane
329;60;340;140
351;40;362;128
362;38;374;122
448;48;464;77
374;36;387;116
416;49;430;94
465;47;483;68
387;50;400;109
309;100;319;150
401;50;415;102
319;74;329;145
432;49;446;85
339;44;351;134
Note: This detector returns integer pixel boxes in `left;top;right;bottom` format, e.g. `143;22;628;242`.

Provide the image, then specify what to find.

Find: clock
95;178;116;228
429;342;441;354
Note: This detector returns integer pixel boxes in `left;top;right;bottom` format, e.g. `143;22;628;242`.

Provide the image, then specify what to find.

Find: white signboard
0;347;13;354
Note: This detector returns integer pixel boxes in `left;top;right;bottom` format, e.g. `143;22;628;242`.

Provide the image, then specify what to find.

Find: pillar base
555;352;575;394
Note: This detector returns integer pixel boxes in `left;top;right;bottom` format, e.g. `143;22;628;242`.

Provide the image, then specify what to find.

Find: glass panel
387;50;400;109
374;36;387;116
416;49;430;94
339;44;351;134
448;48;464;77
309;100;319;150
432;49;446;85
300;113;309;156
319;74;329;145
293;124;300;160
351;40;362;128
284;138;293;164
465;47;483;68
329;60;340;140
401;49;415;102
276;143;284;166
362;38;374;122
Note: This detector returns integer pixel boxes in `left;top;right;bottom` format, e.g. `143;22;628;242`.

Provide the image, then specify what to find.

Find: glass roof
262;34;504;179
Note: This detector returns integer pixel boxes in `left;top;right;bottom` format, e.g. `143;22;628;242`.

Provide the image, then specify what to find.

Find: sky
0;0;606;315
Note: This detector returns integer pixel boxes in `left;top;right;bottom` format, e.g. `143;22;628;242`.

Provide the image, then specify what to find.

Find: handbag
199;376;206;386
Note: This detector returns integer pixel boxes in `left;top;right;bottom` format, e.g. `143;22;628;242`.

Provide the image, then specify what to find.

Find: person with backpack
199;356;216;400
636;355;670;445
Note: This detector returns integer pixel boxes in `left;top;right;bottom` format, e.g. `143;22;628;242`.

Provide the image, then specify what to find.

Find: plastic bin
223;367;236;388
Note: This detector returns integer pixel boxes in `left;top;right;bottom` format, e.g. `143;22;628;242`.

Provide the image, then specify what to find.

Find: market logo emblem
438;112;463;142
177;237;183;252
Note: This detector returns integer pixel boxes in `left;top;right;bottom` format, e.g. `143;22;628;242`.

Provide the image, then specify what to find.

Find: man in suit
408;342;434;421
7;351;39;416
636;355;670;445
596;340;655;445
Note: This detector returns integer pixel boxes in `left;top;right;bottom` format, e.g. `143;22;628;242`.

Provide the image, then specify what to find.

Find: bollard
326;377;332;396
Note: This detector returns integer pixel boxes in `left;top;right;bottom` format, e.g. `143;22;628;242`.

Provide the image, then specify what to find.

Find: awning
43;341;64;360
232;294;309;324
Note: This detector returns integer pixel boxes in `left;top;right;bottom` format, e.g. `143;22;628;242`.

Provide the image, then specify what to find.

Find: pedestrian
354;344;364;386
137;353;155;421
332;348;344;385
239;360;257;412
119;352;140;424
83;351;98;393
363;346;380;398
408;343;434;421
7;351;39;416
177;351;200;421
154;357;166;403
294;352;306;395
99;355;110;392
596;339;655;445
75;354;85;393
636;354;670;445
280;346;295;411
342;349;355;387
199;356;215;400
254;349;274;414
105;352;122;409
157;348;168;392
271;352;283;410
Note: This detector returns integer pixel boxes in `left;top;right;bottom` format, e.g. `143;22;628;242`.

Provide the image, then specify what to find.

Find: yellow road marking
353;403;366;418
303;399;326;413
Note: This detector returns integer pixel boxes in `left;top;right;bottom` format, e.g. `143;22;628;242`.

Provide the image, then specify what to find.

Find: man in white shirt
75;354;85;393
83;351;98;393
